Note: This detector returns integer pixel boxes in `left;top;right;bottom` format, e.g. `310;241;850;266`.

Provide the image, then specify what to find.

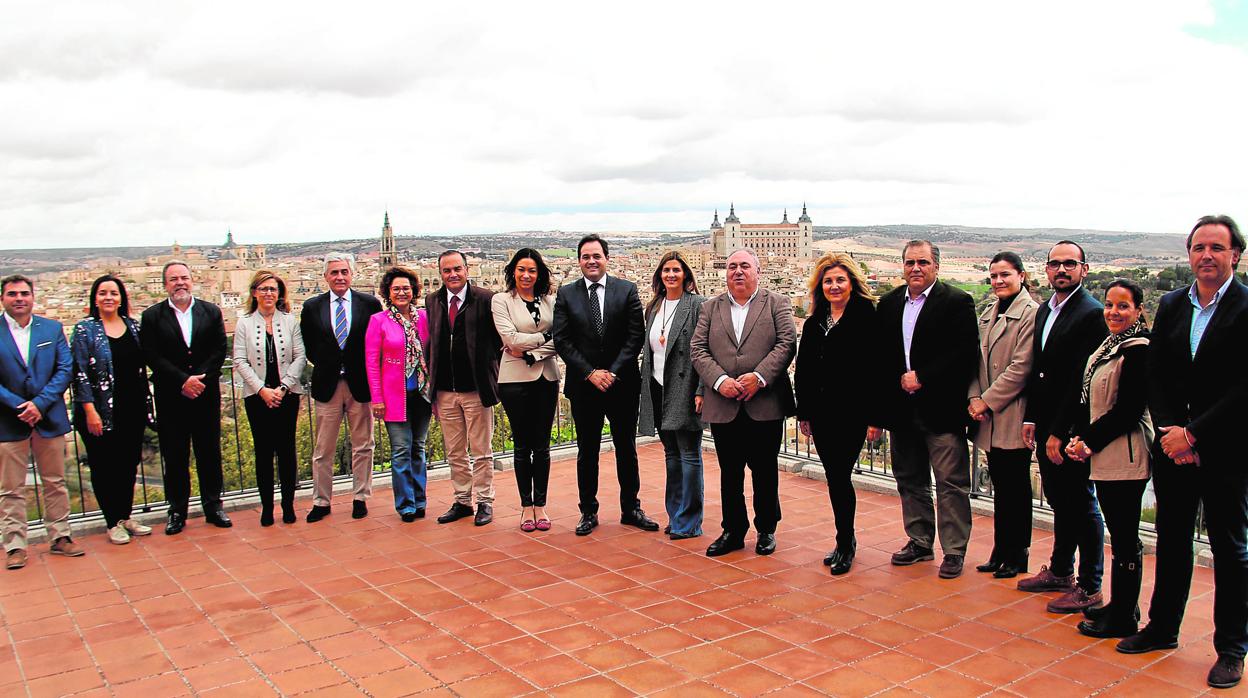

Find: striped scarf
1081;319;1146;405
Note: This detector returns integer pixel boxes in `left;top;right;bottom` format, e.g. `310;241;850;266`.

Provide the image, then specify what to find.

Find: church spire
725;202;739;224
798;202;812;223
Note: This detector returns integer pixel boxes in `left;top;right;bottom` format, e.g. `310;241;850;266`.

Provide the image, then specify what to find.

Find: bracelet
1182;428;1195;448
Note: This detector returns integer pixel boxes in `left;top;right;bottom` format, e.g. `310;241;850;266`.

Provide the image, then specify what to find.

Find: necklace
658;297;679;346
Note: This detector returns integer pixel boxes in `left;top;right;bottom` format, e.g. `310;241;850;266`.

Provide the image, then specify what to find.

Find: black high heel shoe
993;550;1029;579
828;539;856;576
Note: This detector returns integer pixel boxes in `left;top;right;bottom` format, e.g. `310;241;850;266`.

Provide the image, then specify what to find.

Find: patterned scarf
1081;319;1147;405
389;306;429;400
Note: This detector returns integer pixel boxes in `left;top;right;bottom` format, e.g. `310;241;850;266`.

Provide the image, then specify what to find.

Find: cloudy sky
3;0;1246;249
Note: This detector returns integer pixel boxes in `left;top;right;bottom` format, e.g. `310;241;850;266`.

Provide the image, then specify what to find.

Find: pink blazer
365;309;429;422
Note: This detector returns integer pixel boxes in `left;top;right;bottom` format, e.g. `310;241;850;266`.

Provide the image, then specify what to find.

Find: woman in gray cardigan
638;251;705;539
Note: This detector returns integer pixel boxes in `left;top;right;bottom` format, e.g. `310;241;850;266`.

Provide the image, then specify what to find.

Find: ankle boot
1078;557;1142;638
994;549;1029;578
281;499;296;524
260;505;275;527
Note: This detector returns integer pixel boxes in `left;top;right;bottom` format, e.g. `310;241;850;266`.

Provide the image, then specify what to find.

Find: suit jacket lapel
717;295;737;347
739;292;765;346
162;301;188;351
0;320;24;369
1193;281;1244;365
667;294;692;340
911;282;942;347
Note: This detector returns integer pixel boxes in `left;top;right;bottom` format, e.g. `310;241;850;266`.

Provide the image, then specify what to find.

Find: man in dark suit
1117;215;1248;690
690;249;796;557
300;253;383;522
553;234;657;536
1017;241;1108;612
140;262;229;535
425;250;501;527
0;275;80;569
877;240;978;578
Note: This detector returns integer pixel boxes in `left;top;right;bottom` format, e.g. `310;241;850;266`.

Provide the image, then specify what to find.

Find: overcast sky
3;0;1246;249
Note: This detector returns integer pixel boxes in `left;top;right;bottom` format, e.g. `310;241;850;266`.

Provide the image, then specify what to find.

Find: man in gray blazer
690;249;797;557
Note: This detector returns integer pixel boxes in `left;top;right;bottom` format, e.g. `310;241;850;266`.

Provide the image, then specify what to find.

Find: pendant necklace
659;298;677;346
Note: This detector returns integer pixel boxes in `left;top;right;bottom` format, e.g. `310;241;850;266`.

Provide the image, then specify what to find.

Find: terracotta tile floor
2;442;1241;697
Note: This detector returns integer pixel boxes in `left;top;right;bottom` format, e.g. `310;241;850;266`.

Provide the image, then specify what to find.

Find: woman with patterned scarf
366;267;432;522
1060;278;1154;639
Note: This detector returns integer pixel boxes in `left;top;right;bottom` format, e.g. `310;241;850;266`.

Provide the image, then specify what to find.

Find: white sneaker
122;519;152;536
108;524;131;545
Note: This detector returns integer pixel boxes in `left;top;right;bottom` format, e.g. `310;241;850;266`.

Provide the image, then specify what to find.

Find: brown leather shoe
6;549;26;570
1208;655;1243;689
1017;565;1075;592
1047;586;1102;613
938;555;964;579
49;537;85;557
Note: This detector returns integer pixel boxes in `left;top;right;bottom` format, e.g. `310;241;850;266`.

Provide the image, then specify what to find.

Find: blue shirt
1188;275;1235;359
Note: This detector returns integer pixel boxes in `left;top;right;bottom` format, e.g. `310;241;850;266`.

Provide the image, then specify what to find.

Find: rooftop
2;443;1228;697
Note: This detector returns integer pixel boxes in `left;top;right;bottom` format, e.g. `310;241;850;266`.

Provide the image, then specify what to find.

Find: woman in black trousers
1062;279;1153;638
72;275;153;545
795;252;880;575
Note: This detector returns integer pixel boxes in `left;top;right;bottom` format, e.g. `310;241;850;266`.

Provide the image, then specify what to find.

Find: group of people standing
0;216;1244;688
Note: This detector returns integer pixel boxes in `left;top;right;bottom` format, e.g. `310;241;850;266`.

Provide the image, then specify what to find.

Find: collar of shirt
170;296;196;317
1047;284;1080;312
1188;275;1234;310
331;289;353;306
583;274;608;290
729;289;759;309
906;283;935;303
2;312;31;333
445;284;468;305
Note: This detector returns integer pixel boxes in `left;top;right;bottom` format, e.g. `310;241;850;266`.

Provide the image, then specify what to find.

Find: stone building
710;203;814;260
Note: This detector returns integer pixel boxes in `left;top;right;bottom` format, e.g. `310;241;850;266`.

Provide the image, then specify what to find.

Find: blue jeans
384;391;431;514
660;428;704;536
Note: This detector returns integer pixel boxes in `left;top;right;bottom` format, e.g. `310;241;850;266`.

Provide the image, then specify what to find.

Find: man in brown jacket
691;249;797;557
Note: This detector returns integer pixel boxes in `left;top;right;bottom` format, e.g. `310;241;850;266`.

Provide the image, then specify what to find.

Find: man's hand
371;402;386;419
798;420;812;437
737;373;762;401
182;374;206;399
1159;425;1197;464
968;397;990;421
588;369;614;392
900;371;922;394
694;396;703;414
866;426;883;442
1045;435;1065;465
717;377;744;399
1021;423;1036;450
16;401;42;426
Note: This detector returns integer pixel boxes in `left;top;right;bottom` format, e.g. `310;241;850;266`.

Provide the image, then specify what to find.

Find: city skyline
2;1;1246;249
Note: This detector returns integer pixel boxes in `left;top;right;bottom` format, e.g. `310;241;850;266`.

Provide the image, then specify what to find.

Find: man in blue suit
0;275;80;570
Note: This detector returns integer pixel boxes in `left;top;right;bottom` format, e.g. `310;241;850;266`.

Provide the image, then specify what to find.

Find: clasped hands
967;396;990;422
900;371;922;395
717;372;762;401
15;401;43;427
1158;425;1198;466
588;369;616;392
181;374;207;399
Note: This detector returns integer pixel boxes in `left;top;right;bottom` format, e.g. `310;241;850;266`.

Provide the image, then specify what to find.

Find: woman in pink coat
365;267;431;521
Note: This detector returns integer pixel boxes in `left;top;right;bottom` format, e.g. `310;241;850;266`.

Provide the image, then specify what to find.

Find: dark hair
902;239;940;264
989;251;1026;275
647;251;700;315
1186;215;1245;260
246;270;289;314
504;248;553;297
1049;240;1086;263
1;274;33;294
162;260;191;283
577;234;609;258
379;266;421;308
1105;278;1145;313
88;275;131;318
438;249;466;267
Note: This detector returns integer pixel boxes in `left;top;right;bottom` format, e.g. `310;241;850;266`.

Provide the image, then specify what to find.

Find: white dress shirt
170;297;196;346
713;290;765;391
581;275;607;326
1040;284;1080;351
901;283;933;371
3;312;32;366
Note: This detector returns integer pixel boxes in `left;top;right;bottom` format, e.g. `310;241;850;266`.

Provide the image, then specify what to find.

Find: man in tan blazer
690;249;797;557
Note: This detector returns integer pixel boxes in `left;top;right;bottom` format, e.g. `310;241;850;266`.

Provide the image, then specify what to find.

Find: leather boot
1079;557;1142;638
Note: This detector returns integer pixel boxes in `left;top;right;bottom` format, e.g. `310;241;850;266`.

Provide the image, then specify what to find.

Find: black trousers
1095;479;1147;561
80;409;146;528
570;378;641;515
1037;434;1104;591
499;378;558;507
809;418;866;549
710;412;782;536
987;447;1034;560
243;392;300;508
1148;453;1248;659
155;388;223;516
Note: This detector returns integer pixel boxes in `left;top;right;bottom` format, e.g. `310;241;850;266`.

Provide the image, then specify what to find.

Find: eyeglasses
1045;259;1082;270
255;287;280;294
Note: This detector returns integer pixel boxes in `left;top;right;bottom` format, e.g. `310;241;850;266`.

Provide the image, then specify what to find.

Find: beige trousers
312;380;375;507
436;391;495;505
0;434;70;551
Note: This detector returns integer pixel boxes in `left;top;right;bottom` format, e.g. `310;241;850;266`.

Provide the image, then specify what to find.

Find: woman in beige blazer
1062;279;1152;639
233;270;306;525
491;248;559;532
968;252;1039;578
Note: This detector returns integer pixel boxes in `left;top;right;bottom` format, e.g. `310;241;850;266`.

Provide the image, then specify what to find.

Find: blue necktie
333;297;348;350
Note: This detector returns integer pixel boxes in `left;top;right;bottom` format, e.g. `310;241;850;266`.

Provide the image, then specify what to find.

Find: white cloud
0;0;1244;248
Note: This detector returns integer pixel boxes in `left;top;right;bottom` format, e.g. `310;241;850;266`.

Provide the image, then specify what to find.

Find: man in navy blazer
140;262;229;535
553;234;658;536
1118;215;1248;690
300;253;383;522
0;275;81;569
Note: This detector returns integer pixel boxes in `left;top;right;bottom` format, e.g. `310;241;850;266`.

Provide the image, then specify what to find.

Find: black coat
552;275;644;399
1022;285;1107;439
424;283;501;407
794;295;881;425
1148;280;1248;460
140;298;227;402
876;280;979;433
300;290;383;403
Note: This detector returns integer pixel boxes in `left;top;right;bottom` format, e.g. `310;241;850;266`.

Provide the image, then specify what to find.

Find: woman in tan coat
1062;279;1152;639
968;251;1039;578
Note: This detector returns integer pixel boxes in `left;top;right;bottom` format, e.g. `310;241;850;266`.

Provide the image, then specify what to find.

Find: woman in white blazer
491;248;560;532
233;270;307;526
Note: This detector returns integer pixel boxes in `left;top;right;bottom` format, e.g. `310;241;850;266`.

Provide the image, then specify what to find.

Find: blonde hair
806;252;876;314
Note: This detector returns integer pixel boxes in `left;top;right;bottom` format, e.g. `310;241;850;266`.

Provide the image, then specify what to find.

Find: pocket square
36;341;52;348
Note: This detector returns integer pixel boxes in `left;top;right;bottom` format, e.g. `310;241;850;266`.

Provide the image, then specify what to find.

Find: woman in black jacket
795;253;880;575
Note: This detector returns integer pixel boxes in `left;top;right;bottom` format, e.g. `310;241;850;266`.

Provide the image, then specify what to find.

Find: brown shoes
1047;586;1102;613
1017;565;1076;592
50;537;85;557
5;549;26;570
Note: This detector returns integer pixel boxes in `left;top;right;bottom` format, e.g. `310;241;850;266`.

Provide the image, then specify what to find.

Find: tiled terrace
1;442;1238;697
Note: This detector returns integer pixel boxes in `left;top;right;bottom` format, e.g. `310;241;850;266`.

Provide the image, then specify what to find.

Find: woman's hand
1064;437;1090;462
694;396;703;414
867;426;883;442
85;409;104;437
968;397;990;421
798;420;811;437
258;387;282;408
371;402;386;418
